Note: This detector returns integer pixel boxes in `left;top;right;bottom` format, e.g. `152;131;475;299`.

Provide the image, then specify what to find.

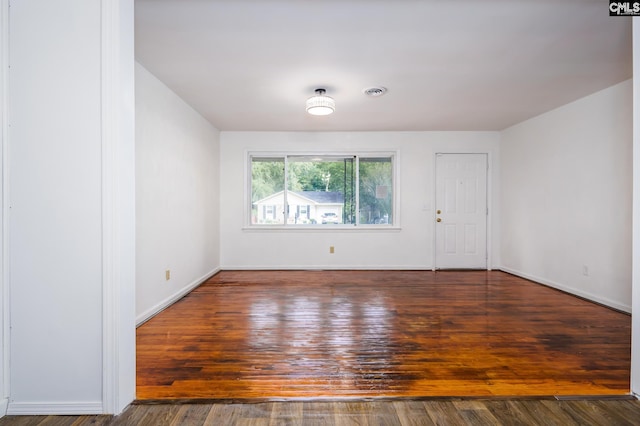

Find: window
251;157;285;224
359;157;393;225
250;154;395;227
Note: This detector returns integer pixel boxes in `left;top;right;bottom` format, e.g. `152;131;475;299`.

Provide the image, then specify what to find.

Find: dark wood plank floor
136;270;631;400
109;399;640;426
3;399;640;425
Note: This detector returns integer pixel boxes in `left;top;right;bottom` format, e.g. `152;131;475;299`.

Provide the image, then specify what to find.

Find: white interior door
435;153;488;269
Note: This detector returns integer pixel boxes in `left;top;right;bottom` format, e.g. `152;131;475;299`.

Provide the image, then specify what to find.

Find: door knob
436;218;442;222
436;210;441;214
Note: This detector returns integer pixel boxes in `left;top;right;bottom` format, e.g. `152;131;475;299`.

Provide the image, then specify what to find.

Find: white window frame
246;151;399;230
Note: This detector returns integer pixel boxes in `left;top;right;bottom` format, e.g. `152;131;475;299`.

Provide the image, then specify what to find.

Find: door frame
432;152;493;271
0;0;8;416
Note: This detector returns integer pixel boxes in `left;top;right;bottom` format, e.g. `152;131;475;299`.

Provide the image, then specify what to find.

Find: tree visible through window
250;154;394;226
251;157;285;225
359;157;393;225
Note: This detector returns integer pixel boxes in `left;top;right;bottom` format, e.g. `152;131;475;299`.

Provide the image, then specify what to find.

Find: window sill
242;225;402;232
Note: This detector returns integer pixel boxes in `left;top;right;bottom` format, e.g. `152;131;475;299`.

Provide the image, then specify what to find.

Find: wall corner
101;0;136;414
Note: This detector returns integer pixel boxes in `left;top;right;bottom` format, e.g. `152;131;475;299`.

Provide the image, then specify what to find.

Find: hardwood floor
136;270;631;400
3;399;640;425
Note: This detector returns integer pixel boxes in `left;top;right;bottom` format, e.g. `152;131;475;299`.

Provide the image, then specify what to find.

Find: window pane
249;154;395;227
359;157;393;225
251;157;285;225
287;156;355;225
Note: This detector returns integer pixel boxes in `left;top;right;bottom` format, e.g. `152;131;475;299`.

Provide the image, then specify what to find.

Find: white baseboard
500;266;631;313
221;265;434;271
136;267;220;326
7;401;103;415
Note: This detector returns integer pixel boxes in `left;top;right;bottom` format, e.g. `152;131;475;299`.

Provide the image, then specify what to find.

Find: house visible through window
250;154;394;226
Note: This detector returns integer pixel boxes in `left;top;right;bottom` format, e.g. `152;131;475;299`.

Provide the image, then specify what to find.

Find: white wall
631;17;639;397
0;0;8;415
220;131;500;270
136;63;220;324
501;80;632;312
9;0;102;410
7;0;136;414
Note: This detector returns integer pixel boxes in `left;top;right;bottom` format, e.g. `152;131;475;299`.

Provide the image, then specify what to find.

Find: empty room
2;0;640;424
133;0;636;418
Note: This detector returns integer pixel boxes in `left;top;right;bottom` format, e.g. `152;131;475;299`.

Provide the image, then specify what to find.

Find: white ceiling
135;0;632;132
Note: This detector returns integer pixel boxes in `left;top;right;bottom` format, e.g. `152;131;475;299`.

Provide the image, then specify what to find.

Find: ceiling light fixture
306;88;335;116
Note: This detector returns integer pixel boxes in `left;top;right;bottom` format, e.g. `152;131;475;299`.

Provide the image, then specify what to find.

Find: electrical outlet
582;265;589;276
329;246;335;254
165;269;171;281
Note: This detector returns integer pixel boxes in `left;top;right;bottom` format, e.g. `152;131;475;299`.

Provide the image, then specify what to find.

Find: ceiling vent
363;87;387;97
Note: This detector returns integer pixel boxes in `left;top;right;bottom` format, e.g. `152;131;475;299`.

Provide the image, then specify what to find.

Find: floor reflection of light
363;296;391;338
248;292;397;391
287;297;321;348
249;299;280;348
329;297;354;352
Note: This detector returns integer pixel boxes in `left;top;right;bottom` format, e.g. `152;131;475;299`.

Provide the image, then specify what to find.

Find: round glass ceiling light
306;89;335;116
